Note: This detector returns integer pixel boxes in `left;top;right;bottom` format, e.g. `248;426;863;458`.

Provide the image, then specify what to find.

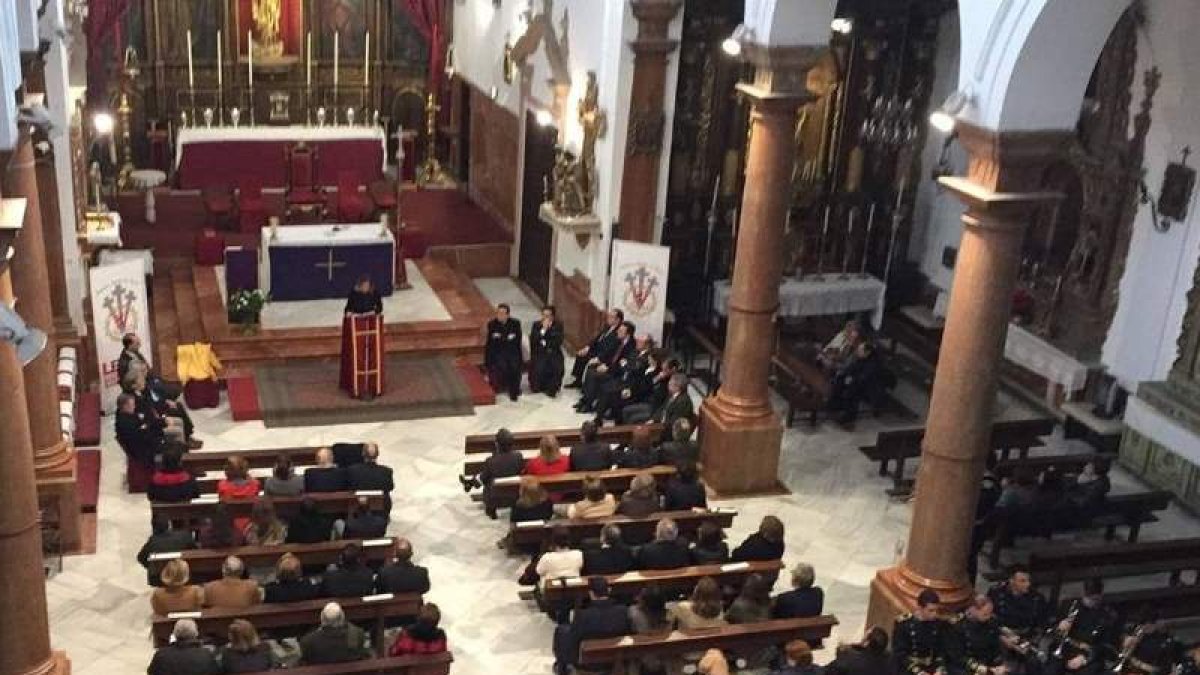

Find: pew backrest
464;423;662;455
509;508;737;548
578;616;838;665
151;491;385;527
239;653;453;675
181;447;321;473
146;538;398;583
541;559;783;605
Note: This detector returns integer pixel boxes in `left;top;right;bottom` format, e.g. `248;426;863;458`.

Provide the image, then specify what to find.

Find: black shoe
485;507;498;520
546;389;558;398
458;474;478;493
577;404;595;414
509;393;519;402
565;380;582;389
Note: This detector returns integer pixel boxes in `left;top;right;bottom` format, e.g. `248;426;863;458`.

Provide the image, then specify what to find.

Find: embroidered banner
90;259;153;412
608;239;670;343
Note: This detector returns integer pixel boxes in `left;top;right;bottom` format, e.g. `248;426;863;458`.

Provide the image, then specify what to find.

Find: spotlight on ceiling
535;108;554;127
929;90;972;134
722;24;748;57
92;112;114;135
0;303;48;366
830;17;854;35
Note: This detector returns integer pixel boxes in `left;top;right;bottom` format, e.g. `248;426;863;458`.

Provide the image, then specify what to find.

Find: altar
260;223;394;301
711;274;888;329
175;126;387;190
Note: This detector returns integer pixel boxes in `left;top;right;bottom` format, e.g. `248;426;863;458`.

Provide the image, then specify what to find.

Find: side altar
260;223;394;301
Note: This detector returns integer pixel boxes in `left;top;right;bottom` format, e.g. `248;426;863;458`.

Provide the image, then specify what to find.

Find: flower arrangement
228;289;267;333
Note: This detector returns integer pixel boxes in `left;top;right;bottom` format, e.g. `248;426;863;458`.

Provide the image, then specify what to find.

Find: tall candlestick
815;206;831;279
186;30;195;89
841;207;857;278
364;32;370;87
216;30;223;121
306;32;312;87
216;30;222;88
248;31;253;88
861;203;877;276
333;32;340;90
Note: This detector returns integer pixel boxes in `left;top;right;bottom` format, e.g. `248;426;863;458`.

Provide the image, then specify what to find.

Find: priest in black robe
340;275;385;399
529;305;565;397
485;303;523;401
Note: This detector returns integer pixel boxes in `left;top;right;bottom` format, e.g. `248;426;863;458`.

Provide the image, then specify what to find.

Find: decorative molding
626;108;665;156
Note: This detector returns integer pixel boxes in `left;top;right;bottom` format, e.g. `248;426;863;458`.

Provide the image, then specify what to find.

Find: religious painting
236;0;304;59
390;7;429;66
316;0;369;58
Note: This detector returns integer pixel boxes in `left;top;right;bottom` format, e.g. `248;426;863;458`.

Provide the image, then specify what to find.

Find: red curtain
397;0;445;98
84;0;132;103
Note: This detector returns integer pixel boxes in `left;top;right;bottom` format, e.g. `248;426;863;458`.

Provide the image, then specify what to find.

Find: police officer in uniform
989;564;1050;671
1113;609;1182;675
895;590;954;675
1046;579;1118;675
950;594;1008;675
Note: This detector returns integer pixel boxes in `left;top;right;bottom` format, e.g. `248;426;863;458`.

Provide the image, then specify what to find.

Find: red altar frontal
174;126;387;190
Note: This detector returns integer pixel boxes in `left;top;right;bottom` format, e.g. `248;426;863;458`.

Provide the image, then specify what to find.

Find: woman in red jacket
389;603;448;656
524;435;570;501
217;456;260;532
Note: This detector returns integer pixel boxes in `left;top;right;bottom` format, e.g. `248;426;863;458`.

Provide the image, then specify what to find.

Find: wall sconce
830;17;854;35
1139;146;1195;233
723;24;750;57
929;89;973;134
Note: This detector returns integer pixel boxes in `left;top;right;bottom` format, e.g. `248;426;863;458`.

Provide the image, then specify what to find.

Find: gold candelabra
416;93;443;186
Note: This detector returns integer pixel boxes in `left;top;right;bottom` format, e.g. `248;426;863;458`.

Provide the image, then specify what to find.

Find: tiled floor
46;277;1200;674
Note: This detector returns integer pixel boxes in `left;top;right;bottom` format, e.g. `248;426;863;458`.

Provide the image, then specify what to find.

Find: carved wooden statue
549;71;605;217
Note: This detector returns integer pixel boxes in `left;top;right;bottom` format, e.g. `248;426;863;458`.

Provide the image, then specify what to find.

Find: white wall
1102;0;1200;386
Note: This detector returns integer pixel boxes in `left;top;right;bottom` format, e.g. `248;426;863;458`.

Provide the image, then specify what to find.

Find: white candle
306;32;312;87
216;30;222;89
364;32;370;87
186;30;195;89
248;31;253;88
333;32;339;90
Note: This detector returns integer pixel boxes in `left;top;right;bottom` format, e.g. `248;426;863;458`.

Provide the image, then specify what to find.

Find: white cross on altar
314;248;347;281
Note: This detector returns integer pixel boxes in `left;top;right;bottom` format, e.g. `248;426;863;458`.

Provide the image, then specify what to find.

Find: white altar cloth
711;274;887;329
175;125;387;171
1003;323;1089;393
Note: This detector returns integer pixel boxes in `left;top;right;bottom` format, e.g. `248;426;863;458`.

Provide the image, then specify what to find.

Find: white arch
743;0;837;47
957;0;1132;131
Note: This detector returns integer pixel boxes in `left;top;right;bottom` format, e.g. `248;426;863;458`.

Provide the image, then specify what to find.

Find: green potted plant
228;289;267;334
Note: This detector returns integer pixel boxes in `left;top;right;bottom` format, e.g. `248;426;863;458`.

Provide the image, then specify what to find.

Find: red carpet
75;392;101;447
458;363;497;406
75;448;101;513
114;187;510;258
227;376;263;422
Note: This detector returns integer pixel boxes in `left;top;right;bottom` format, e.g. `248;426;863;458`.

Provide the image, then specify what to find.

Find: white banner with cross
608;239;671;344
90;259;153;412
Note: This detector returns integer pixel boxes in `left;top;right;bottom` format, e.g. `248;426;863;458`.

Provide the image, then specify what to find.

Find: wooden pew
488;466;677;504
1058;584;1200;622
992;452;1102;479
508;508;737;551
240;653;452;675
680;324;724;395
541;560;783;606
771;351;831;428
152;593;422;652
463;423;661;455
579;616;838;668
181;446;321;473
987;490;1174;566
1016;537;1200;606
146;538;399;584
152;491;385;528
859;418;1055;496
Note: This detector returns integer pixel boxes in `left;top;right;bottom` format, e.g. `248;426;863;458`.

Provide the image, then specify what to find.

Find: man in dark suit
346;443;394;513
828;627;896;675
652;373;695;441
554;577;632;675
460;428;526;519
341;497;388;539
592;333;657;423
114;392;166;466
658;418;699;467
582;524;634;576
566;308;624;389
137;514;196;585
304;447;349;493
376;539;431;595
773;562;825;619
576;321;637;413
569;421;614;471
636;518;692;570
299;603;369;664
320;544;376;597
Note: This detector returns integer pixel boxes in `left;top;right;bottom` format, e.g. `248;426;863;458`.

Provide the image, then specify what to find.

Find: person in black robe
566;308;623;388
576;321;636;413
485;304;523;401
341;276;384;400
529;305;565;397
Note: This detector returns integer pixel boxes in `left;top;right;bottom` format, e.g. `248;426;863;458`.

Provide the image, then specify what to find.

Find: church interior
4;0;1200;673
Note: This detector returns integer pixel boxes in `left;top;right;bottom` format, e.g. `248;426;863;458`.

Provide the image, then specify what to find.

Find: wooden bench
1058;584;1200;622
541;560;783;606
508;508;737;551
152;492;385;528
771;351;830;428
152;593;422;652
579;616;838;668
987;490;1174;566
859;418;1055;496
242;653;451;675
241;652;452;675
464;424;661;455
1061;402;1125;454
992;452;1104;479
680;324;724;395
489;466;677;504
181;446;321;473
1012;537;1200;606
146;538;399;584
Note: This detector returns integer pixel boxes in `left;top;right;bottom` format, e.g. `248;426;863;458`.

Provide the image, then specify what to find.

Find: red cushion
74;392;101;447
227;376;262;421
184;379;220;409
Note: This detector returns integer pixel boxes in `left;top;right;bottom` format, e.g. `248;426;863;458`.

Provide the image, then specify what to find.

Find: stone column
616;0;681;244
866;123;1067;628
2;126;79;550
0;201;72;675
698;46;821;495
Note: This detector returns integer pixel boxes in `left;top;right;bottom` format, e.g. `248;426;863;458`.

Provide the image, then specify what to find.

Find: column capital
954;120;1073;193
629;1;681;56
739;44;826;102
938;175;1062;230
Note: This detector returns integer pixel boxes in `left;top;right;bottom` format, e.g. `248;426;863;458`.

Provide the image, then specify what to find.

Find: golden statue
252;0;284;58
549;71;605;217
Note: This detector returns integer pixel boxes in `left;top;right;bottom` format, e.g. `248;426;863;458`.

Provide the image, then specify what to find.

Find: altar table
260;224;395;301
1003;322;1089;403
175;126;387;190
711;274;887;329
